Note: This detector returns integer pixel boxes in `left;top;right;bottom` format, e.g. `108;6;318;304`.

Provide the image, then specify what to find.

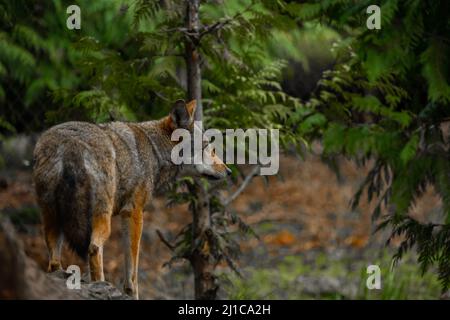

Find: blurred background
0;0;448;299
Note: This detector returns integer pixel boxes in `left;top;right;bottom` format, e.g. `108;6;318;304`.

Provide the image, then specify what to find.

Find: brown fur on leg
121;191;145;299
89;214;111;282
41;207;63;272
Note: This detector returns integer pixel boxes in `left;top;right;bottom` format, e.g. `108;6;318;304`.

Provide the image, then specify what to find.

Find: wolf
32;99;231;299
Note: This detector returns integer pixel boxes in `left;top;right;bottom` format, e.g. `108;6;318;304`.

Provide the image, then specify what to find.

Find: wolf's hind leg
88;213;111;282
42;210;63;272
121;205;143;299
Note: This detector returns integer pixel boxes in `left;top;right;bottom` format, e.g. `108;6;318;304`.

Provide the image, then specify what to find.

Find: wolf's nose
226;167;232;176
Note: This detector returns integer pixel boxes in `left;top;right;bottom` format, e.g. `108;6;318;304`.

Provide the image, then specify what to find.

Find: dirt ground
0;150;444;299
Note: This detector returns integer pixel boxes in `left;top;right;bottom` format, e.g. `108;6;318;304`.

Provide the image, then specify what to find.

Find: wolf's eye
211;148;216;156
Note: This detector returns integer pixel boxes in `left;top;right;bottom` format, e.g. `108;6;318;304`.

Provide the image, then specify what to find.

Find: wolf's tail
55;150;92;259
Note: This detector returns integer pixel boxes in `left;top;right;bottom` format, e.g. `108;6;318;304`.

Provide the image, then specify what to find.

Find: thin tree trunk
185;0;217;300
186;0;202;121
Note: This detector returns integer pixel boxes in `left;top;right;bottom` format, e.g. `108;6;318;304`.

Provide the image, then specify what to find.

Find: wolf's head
165;99;231;180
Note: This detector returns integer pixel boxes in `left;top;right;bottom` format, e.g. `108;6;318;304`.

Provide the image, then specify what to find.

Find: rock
0;217;78;299
0;216;131;300
86;281;131;300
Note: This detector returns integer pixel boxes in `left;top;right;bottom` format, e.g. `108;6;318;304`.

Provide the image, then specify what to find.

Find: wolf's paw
123;285;139;300
47;261;62;273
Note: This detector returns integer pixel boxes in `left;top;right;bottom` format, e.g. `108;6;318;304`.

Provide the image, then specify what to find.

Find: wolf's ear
170;99;194;129
186;99;197;118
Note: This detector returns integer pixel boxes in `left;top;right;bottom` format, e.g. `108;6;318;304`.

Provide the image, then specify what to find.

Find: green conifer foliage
293;0;450;291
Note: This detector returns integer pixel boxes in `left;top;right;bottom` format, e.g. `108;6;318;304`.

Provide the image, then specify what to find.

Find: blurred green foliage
0;0;132;132
292;0;450;291
224;251;441;300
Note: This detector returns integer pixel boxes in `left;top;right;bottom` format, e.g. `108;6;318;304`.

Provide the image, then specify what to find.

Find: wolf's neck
136;119;179;183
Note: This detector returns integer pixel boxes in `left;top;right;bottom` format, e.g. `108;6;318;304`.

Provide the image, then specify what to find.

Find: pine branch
162;1;255;42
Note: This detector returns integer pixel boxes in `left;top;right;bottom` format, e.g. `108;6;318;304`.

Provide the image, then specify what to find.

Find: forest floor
0;143;444;299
